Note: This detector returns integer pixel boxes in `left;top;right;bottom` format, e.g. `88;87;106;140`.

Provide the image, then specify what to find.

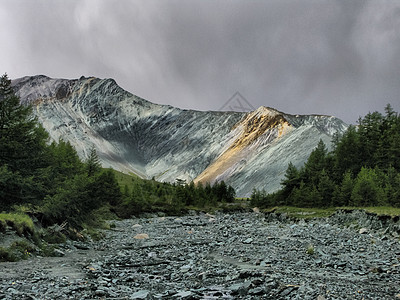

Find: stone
134;233;149;239
173;290;193;298
180;265;191;273
95;289;107;296
243;238;253;244
260;261;268;267
74;243;90;250
280;285;299;297
249;287;264;295
131;290;150;299
228;282;251;296
53;248;65;257
359;228;369;234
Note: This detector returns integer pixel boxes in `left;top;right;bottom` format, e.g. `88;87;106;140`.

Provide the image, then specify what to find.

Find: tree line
251;104;400;208
117;177;235;217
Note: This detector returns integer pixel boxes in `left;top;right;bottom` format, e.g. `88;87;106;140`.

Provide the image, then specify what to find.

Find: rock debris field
1;211;400;299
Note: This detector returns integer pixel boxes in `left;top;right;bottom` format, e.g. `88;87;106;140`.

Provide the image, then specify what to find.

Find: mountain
12;75;348;197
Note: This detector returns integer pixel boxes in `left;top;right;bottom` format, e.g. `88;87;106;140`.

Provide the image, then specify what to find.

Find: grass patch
111;169;140;193
339;206;400;217
262;206;337;219
260;206;400;220
0;213;34;236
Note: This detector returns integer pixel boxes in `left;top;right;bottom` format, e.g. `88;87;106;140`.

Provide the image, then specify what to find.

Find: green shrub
306;244;315;255
0;240;36;262
41;229;67;244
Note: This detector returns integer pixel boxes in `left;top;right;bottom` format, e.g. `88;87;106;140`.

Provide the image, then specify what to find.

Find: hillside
12;75;347;196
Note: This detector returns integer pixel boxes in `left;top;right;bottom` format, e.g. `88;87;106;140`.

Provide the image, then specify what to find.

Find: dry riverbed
1;211;400;299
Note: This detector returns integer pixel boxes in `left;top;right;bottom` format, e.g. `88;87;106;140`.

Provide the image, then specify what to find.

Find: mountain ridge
12;75;348;196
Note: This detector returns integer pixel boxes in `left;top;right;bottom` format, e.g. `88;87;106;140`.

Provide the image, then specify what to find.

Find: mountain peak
12;75;348;196
253;105;282;115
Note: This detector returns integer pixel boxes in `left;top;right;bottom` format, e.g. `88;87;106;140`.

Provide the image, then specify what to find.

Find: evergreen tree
86;147;101;177
309;185;323;208
377;104;400;171
357;111;384;168
303;140;328;185
383;167;400;207
185;181;196;205
47;140;83;182
317;169;335;207
333;125;362;177
289;181;309;207
87;169;122;207
0;74;50;207
281;162;301;201
351;167;386;206
0;165;33;209
0;73;48;175
331;171;353;206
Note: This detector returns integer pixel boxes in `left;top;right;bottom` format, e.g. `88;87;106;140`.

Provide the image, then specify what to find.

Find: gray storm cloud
1;0;399;124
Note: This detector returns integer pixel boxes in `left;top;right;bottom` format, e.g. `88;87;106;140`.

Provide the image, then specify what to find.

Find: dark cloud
1;0;399;123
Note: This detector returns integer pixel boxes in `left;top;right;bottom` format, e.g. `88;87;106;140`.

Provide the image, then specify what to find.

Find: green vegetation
0;240;36;262
306;244;315;255
116;177;236;218
263;206;337;219
340;206;400;217
251;104;400;209
261;206;400;220
0;212;34;236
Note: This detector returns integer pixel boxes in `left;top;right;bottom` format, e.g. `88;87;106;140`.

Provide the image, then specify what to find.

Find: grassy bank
261;206;400;219
0;212;35;236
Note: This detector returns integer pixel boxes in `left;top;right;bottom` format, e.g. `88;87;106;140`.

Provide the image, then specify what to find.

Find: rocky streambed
1;211;400;299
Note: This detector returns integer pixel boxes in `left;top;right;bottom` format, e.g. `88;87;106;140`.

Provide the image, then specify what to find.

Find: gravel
1;211;400;299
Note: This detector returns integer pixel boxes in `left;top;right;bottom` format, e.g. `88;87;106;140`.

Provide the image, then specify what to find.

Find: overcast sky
1;0;400;124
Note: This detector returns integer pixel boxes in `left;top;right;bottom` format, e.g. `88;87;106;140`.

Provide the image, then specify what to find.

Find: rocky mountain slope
12;75;348;196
